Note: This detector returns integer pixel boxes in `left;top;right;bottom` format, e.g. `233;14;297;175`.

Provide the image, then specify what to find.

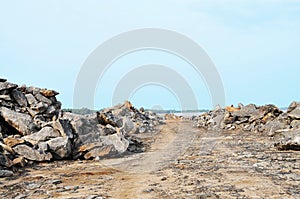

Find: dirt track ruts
1;120;299;199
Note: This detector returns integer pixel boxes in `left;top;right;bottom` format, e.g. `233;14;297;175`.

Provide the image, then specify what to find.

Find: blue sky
1;0;300;110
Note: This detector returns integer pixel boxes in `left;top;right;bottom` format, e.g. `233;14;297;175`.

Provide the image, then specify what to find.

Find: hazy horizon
1;1;300;110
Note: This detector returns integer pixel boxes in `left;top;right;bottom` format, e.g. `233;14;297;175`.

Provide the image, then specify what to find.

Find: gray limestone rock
23;126;60;145
275;129;300;151
35;93;52;105
0;82;18;92
101;133;129;154
47;137;72;159
13;145;52;161
11;89;28;107
0;107;37;135
25;94;38;106
52;119;74;139
287;106;300;119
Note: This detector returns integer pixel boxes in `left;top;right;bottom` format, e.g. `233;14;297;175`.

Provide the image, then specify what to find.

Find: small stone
26;86;40;95
12;157;27;167
161;176;167;181
31;101;48;113
61;185;79;192
46;105;57;115
25;94;37;105
14;194;27;199
86;195;99;199
40;89;59;97
52;179;62;185
103;124;117;135
139;126;146;133
0;170;14;177
143;188;154;193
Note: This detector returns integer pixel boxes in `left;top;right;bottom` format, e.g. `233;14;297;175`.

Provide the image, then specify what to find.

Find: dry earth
0;120;299;199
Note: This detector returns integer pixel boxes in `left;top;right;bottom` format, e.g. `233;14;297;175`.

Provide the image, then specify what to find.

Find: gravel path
1;121;299;199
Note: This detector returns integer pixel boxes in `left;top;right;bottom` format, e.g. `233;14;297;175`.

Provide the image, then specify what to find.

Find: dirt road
102;120;199;199
1;121;299;198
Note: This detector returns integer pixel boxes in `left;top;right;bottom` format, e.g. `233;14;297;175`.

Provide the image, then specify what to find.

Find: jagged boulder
80;144;117;160
274;129;300;151
287;101;300;113
194;103;283;132
287;102;300;119
99;101;163;135
264;118;289;136
51;119;74;139
0;79;164;173
101;132;129;154
61;112;131;160
62;113;103;148
0;107;37;135
0;81;18;92
46;137;72;159
13;145;52;161
11;89;28;107
0;78;7;82
193;102;300;151
23;126;60;145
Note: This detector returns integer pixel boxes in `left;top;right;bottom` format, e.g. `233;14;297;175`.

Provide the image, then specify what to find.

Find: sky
1;0;300;110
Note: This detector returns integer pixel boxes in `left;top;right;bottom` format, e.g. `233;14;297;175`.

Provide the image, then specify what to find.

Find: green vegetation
63;108;208;115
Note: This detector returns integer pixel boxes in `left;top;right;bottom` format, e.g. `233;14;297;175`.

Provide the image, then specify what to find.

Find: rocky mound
193;102;300;151
165;113;184;120
0;78;164;177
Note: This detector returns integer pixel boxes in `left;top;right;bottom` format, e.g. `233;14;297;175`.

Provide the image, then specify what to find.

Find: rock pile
194;102;300;151
0;79;164;177
165;113;184;120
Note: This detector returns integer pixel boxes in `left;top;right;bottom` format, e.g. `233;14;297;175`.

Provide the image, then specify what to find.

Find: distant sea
173;112;206;117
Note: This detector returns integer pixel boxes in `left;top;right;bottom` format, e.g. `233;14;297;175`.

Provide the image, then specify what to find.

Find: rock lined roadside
193;102;300;151
1;121;299;199
0;79;164;177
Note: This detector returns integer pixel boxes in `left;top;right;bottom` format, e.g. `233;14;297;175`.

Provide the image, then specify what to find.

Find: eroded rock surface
0;79;164;176
194;102;300;151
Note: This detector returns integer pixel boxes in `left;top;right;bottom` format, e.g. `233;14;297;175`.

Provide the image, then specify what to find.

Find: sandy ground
0;120;299;199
